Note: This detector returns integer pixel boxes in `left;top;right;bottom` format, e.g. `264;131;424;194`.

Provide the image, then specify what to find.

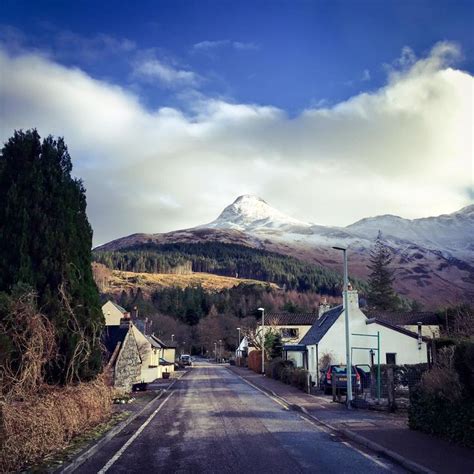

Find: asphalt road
78;362;405;473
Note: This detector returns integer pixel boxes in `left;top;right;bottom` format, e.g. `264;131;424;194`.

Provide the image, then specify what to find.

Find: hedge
265;358;308;392
408;341;474;447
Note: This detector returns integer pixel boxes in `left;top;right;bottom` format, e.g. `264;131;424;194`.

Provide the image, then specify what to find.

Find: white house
286;290;433;382
102;300;130;326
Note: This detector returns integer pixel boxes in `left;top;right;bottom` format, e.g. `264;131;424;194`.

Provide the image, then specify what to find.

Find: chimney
417;322;423;350
318;297;331;318
344;283;359;311
119;311;131;328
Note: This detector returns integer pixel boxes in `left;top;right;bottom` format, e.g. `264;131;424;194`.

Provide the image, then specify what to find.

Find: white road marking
231;369;394;471
98;390;174;473
236;373;290;410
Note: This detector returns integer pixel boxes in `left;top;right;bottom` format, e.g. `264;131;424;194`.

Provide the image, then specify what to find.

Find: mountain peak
202;195;310;231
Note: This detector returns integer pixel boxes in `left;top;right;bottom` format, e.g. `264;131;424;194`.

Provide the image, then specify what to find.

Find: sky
0;0;473;245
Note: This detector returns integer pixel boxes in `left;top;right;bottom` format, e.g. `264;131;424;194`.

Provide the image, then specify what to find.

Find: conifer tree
367;231;398;310
0;130;104;383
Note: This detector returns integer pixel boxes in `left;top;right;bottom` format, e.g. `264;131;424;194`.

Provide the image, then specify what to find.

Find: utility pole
258;307;265;374
332;246;352;408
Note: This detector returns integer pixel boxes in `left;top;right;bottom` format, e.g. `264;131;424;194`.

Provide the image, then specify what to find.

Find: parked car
179;354;192;366
319;365;361;395
355;364;372;390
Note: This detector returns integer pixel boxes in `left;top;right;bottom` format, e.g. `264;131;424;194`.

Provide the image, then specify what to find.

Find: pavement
67;362;406;473
228;365;474;474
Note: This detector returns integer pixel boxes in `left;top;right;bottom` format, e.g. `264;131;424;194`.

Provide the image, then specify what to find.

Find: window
386;353;397;365
280;328;299;339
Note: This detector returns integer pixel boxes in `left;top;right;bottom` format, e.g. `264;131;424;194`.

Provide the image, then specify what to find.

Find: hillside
93;241;357;296
94;195;474;308
103;269;279;294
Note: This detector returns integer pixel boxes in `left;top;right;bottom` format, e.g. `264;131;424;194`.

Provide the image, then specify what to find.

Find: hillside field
106;269;279;294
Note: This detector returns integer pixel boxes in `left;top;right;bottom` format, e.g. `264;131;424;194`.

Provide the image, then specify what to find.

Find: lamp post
237;327;241;357
214;342;217;363
332;246;352;408
258;307;265;374
171;334;175;342
218;339;222;362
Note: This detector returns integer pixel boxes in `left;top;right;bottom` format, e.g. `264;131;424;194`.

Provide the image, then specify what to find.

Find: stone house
103;324;141;392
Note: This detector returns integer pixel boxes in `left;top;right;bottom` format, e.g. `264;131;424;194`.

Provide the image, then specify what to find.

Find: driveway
77;362;404;473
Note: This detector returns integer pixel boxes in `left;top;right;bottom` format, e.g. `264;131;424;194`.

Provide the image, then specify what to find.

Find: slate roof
366;318;430;342
299;306;344;345
365;310;440;326
109;301;128;314
283;344;307;352
264;312;320;326
150;335;177;349
102;326;129;355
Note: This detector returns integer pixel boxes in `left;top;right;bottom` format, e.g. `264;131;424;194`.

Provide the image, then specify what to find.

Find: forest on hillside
93;242;363;295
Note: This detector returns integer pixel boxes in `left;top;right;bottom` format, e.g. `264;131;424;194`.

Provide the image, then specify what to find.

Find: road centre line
98;390;174;474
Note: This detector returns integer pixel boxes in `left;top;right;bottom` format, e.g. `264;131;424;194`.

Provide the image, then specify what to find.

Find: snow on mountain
96;197;474;307
202;195;311;231
346;204;474;261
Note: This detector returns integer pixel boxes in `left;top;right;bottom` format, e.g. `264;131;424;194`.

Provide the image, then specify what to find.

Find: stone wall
114;331;142;392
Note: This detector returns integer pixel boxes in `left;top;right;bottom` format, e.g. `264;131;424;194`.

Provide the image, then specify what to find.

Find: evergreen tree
0;130;104;383
367;231;398;310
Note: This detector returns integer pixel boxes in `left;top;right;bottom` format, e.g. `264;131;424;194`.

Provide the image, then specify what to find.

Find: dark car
319;364;361;395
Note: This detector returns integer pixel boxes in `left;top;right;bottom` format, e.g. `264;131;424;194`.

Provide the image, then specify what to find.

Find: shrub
291;368;309;391
280;367;294;385
265;358;293;381
408;341;474;447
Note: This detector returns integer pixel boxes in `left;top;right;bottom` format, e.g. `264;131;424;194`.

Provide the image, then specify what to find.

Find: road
79;362;405;473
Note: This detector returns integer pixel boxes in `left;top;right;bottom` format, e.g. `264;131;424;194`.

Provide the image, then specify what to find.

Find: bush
265;358;293;381
291;368;309;391
281;367;294;385
409;387;474;447
408;341;474;447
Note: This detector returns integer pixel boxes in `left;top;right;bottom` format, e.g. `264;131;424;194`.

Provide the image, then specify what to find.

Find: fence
353;363;427;410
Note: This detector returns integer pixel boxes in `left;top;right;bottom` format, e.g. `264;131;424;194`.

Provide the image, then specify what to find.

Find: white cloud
132;57;199;87
192;40;259;54
0;41;472;245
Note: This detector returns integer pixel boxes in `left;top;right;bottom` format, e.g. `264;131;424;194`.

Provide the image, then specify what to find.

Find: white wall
102;301;124;326
307;292;429;377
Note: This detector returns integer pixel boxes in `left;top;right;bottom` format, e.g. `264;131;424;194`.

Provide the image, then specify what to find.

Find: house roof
299;306;344;345
150;335;177;349
264;312;320;326
102;326;129;355
145;335;162;349
105;300;128;314
365;309;440;326
366;318;430;342
283;344;307;352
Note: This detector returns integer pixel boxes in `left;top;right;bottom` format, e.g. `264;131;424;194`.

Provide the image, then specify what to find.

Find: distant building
257;312;320;344
102;300;130;326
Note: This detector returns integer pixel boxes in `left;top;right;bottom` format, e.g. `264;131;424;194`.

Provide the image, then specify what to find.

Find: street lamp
171;334;175;342
214;341;217;363
218;339;222;362
237;327;241;356
332;246;353;408
258;307;265;374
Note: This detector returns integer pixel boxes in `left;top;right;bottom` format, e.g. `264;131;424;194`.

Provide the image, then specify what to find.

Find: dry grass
0;376;113;472
0;292;113;473
107;270;279;293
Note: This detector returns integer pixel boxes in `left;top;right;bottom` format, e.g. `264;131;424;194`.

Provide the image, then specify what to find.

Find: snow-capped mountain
202;194;311;231
96;196;474;307
347;204;474;261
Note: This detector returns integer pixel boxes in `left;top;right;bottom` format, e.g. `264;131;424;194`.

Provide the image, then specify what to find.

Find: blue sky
3;0;473;113
0;1;473;244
